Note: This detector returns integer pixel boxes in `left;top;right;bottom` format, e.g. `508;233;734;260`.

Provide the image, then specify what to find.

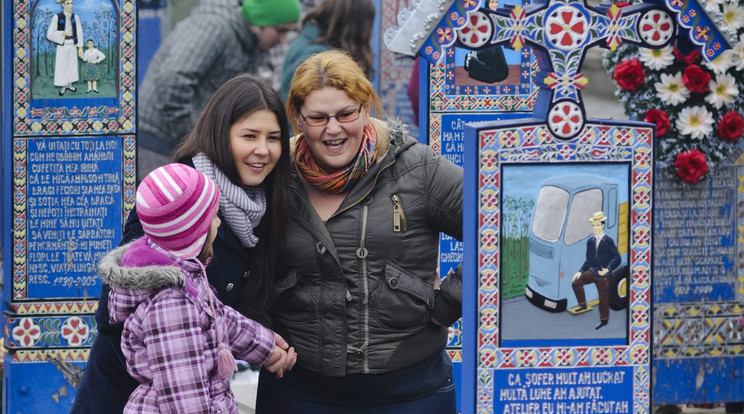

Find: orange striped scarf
295;124;378;193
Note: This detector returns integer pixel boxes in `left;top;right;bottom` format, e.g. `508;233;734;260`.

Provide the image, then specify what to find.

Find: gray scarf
192;153;266;248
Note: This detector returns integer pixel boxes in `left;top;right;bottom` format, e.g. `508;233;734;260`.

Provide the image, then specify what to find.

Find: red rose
613;59;645;91
681;65;711;94
644;109;671;137
673;47;700;64
674;149;709;183
717;110;744;142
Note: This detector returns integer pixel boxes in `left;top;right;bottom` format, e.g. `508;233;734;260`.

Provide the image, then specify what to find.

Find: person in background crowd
279;0;375;103
256;50;463;413
407;56;421;126
71;74;293;413
137;0;300;179
103;163;295;412
260;0;322;90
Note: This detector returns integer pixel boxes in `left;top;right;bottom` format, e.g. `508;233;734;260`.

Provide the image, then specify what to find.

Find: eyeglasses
299;105;363;127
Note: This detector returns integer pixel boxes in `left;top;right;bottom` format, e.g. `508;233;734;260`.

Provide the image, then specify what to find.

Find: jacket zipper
358;202;370;373
333;159;395;373
391;194;408;232
292;157;397;373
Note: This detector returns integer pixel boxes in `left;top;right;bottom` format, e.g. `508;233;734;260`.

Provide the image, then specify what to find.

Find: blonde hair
286;50;383;131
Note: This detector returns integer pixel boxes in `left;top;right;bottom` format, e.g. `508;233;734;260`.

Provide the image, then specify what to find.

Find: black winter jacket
272;119;463;377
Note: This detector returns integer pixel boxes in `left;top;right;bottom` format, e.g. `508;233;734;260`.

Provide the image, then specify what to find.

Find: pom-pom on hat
136;164;221;259
241;0;300;27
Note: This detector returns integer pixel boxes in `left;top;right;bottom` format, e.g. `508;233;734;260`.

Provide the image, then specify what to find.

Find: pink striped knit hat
136;164;221;259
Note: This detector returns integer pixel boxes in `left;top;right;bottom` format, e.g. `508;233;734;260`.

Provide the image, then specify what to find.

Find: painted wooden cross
385;0;731;139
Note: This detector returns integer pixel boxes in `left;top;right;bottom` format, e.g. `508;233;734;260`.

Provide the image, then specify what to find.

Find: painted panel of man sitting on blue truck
500;164;630;340
525;174;629;323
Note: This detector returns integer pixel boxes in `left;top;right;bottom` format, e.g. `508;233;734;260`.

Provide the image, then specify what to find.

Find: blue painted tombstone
386;0;736;411
602;0;744;404
386;2;541;410
1;0;136;411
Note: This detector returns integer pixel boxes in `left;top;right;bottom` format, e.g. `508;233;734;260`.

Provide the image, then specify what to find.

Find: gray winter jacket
138;0;264;152
272;119;463;377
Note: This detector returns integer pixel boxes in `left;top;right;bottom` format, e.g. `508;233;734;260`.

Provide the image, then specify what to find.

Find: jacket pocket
373;263;435;330
274;270;315;323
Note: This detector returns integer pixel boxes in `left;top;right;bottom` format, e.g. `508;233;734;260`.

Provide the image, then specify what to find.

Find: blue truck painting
524;174;630;313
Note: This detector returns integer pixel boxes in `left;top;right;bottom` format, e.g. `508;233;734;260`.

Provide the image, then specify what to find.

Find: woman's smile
297;87;368;171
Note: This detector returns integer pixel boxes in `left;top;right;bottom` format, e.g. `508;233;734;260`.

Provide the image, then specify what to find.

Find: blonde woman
257;50;463;413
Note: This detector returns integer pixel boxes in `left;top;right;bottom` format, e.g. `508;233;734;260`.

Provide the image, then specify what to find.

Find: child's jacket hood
100;237;195;324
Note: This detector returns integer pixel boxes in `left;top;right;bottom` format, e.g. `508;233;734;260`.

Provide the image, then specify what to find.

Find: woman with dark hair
71;74;294;413
173;75;291;317
279;0;375;103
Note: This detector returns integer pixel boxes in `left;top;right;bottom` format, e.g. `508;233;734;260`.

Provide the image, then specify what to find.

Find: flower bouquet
603;0;744;183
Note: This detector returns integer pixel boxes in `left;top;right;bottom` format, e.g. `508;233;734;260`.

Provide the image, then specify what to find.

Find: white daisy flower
702;0;723;15
732;37;744;70
676;106;715;140
721;3;744;32
639;46;674;70
703;49;733;74
705;73;739;108
655;73;691;106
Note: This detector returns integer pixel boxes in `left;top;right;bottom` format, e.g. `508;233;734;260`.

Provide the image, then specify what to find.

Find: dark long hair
174;74;290;319
302;0;375;78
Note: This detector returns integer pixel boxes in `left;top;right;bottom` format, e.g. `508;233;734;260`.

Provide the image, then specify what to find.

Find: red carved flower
681;64;711;94
717;110;744;142
644;109;671;137
61;317;89;346
674;149;709;183
12;318;41;347
613;59;645;91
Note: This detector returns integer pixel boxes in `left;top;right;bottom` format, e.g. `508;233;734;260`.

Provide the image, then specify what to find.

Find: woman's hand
264;333;297;377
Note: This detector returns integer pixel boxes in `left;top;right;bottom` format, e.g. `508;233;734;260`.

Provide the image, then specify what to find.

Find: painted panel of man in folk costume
32;0;118;99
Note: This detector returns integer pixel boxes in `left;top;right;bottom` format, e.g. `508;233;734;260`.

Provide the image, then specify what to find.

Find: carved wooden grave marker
386;0;734;411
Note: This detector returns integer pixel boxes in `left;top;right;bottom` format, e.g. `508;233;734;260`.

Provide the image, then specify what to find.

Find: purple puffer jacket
102;237;275;414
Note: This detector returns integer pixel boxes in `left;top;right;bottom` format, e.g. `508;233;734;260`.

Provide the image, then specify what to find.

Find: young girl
101;163;295;413
81;38;105;93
